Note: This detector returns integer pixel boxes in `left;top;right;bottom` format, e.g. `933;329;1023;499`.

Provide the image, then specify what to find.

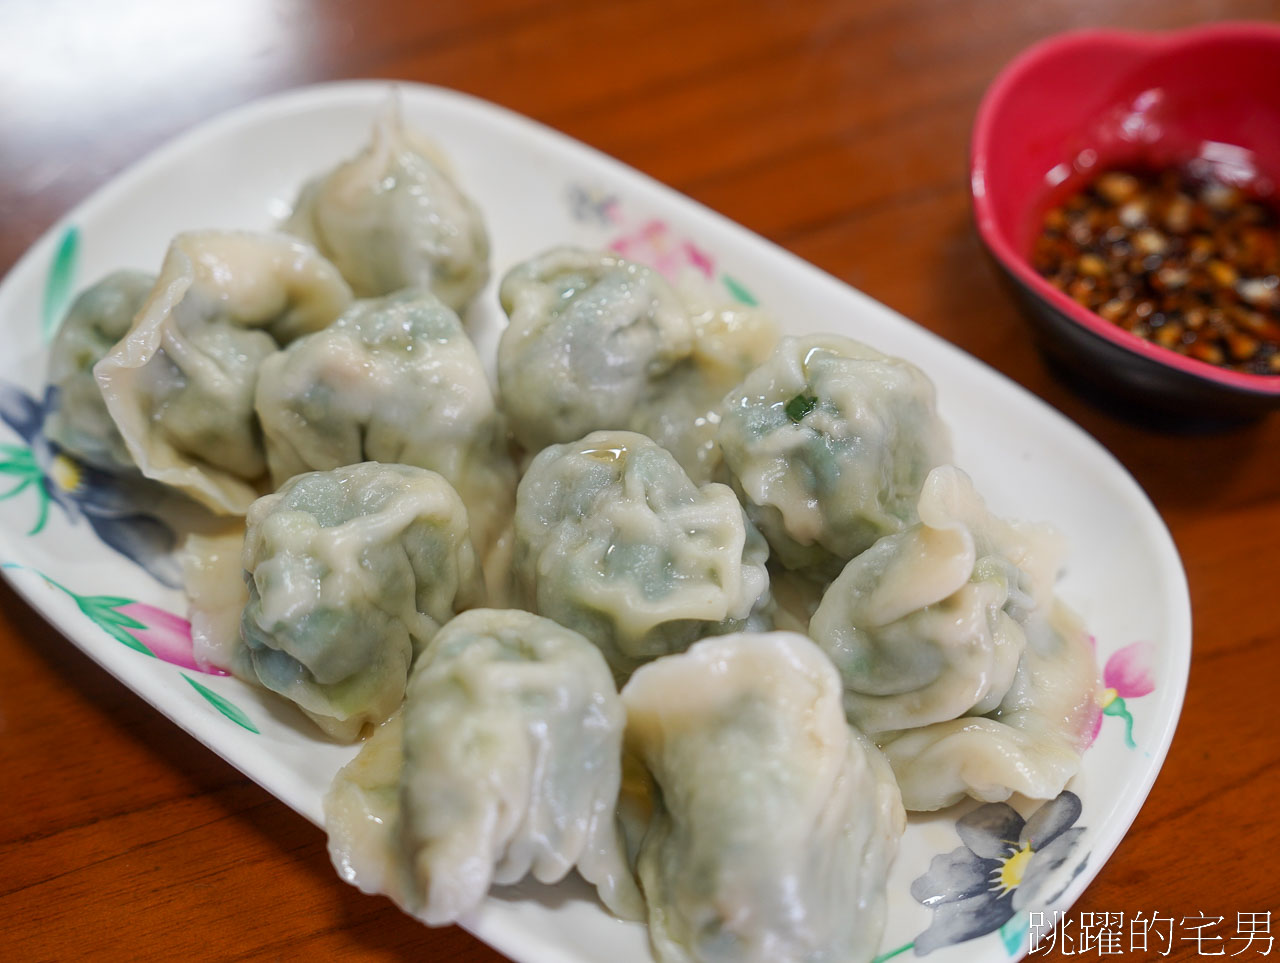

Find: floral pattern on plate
1092;640;1157;749
566;182;760;306
2;562;257;732
0;226;258;735
873;791;1089;960
0;224;183;591
0;382;183;588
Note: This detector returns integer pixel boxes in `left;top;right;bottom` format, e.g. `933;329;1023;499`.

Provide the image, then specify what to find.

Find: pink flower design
116;601;228;675
682;240;716;279
1089;640;1157;748
569;186;763;305
609;219;716;282
1103;640;1157;698
7;565;229;677
13;566;255;729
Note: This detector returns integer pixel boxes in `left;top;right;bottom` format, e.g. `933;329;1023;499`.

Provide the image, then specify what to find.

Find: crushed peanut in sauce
1033;167;1280;374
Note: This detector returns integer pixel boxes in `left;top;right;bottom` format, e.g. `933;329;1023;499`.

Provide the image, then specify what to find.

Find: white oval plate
0;81;1190;963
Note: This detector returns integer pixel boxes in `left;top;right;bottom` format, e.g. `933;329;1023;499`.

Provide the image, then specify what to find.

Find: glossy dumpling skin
878;601;1100;811
44;270;155;471
717;333;951;581
241;462;483;741
401;608;642;923
631;294;778;483
324;711;407;907
497;247;778;482
621;632;905;963
514;430;772;681
497;247;693;456
810;466;1064;734
179;521;250;673
254;289;516;560
283;100;489;308
95;231;353;514
323;609;643;926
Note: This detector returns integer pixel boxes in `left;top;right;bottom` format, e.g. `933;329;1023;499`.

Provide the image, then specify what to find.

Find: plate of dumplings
0;82;1190;963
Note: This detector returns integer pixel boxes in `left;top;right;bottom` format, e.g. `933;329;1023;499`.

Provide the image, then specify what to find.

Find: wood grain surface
3;1;1278;960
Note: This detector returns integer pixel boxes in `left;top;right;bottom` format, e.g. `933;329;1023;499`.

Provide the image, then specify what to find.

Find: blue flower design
0;380;182;588
566;182;620;226
909;791;1087;956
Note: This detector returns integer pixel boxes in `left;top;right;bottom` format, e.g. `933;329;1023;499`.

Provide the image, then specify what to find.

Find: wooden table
3;1;1278;960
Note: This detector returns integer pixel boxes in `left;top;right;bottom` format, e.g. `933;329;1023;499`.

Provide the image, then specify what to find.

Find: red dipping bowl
972;22;1280;419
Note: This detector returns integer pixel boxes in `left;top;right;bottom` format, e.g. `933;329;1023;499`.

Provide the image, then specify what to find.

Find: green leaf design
0;476;32;500
6;566;154;655
785;393;818;423
183;674;259;734
42;226;80;343
870;942;914;963
96;620;154;656
1104;695;1137;748
28;485;51;535
722;273;759;306
0;446;52;534
0;448;40;485
1000;914;1029;955
68;593;153;656
80;595;144;617
98;609;148;630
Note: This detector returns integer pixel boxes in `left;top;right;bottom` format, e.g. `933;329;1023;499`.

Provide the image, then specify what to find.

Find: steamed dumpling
95;231;353;514
621;632;905;963
179;521;250;673
877;601;1100;811
498;247;693;456
802;467;1101;811
254;288;516;560
496;247;777;482
323;609;643;925
717;333;951;581
241;462;483;740
631;293;778;483
809;466;1063;734
323;712;408;907
283;99;489;309
402;608;642;922
514;430;772;681
44;270;155;471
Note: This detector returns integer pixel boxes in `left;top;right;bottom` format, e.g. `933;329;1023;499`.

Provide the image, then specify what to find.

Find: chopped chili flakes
1033;167;1280;375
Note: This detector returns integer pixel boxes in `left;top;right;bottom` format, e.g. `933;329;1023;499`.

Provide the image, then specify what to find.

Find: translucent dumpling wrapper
44;269;155;471
767;567;827;635
717;333;951;581
179;521;251;674
95;231;353;514
810;465;1065;734
498;248;693;455
877;601;1101;811
514;429;772;681
241;462;483;741
282;97;489;309
323;711;407;901
254;288;517;571
631;288;779;483
323;609;644;926
621;632;905;963
497;248;777;482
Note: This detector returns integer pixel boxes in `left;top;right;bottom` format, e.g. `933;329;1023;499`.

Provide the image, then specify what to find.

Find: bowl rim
970;20;1280;397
